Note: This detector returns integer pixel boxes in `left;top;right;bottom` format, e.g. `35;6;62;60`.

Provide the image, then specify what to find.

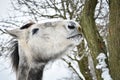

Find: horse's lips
67;34;82;39
67;34;83;45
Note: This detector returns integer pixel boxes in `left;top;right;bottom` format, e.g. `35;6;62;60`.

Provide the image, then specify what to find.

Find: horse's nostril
68;25;75;29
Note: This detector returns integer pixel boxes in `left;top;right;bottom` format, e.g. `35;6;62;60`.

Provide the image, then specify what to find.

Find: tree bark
77;41;93;80
108;0;120;80
78;0;108;80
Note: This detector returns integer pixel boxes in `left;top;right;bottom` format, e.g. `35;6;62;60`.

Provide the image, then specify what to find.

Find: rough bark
108;0;120;80
78;0;108;80
77;41;92;80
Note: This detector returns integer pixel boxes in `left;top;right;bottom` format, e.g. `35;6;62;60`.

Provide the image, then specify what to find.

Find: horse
6;20;83;80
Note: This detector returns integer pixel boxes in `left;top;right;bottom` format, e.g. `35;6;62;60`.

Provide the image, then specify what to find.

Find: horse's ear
5;29;21;38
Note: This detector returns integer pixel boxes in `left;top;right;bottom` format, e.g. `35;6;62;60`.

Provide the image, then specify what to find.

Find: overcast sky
0;0;15;80
0;0;11;17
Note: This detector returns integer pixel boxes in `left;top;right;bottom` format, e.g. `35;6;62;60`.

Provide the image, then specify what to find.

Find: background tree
107;0;120;80
80;0;110;80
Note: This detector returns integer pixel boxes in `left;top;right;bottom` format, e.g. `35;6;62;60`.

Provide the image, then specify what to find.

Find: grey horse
6;20;83;80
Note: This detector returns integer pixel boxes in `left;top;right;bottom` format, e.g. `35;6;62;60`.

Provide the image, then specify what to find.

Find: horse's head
6;20;83;61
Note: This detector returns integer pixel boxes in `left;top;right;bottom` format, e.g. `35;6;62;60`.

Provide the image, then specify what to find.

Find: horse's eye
32;28;39;35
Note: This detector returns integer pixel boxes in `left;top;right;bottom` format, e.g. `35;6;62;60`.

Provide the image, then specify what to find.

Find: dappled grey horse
6;20;83;80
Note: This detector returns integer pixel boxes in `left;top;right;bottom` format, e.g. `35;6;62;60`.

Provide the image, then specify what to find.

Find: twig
62;58;83;80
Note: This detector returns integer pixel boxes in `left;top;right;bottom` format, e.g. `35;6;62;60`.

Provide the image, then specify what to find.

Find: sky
0;0;79;80
0;0;16;80
0;0;11;17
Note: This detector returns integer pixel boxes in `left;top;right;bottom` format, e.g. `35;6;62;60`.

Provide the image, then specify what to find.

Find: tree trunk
77;41;93;80
108;0;120;80
78;0;108;80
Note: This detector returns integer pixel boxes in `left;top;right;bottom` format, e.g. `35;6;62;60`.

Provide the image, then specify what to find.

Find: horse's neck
16;55;29;80
17;57;46;80
17;46;46;80
28;62;46;80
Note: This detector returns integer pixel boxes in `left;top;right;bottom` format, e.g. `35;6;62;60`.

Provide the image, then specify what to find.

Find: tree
80;0;109;80
107;0;120;80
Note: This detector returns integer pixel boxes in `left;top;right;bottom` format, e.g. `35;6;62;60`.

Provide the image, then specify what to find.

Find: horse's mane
9;23;34;72
10;40;19;71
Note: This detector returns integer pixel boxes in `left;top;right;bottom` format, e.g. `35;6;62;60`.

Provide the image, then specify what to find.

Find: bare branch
62;58;83;80
0;29;6;34
0;20;19;27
